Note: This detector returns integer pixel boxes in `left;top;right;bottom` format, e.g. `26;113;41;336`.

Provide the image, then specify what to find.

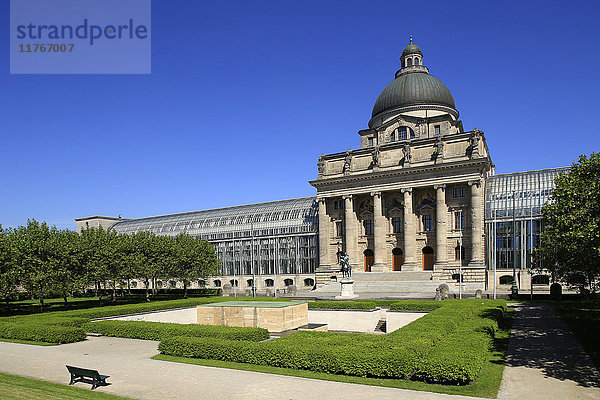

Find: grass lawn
153;308;514;399
554;300;600;369
0;293;219;317
0;373;131;400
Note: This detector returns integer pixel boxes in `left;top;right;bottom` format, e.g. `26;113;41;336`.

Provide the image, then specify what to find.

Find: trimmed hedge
308;300;442;312
2;316;90;328
308;301;377;310
158;300;509;384
387;301;442;312
84;320;269;342
0;322;86;344
58;296;283;320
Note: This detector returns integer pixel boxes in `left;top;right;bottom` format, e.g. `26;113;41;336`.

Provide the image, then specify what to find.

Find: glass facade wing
110;197;318;240
485;167;569;220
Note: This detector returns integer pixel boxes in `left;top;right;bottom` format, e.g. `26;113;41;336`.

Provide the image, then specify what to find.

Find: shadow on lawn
505;303;600;388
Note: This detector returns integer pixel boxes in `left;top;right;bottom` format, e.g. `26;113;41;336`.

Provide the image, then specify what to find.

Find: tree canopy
0;220;221;308
536;153;600;292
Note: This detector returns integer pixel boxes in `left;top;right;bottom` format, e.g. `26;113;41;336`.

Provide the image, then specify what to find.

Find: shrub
308;301;377;310
0;322;86;344
387;300;442;312
2;316;90;328
84;320;269;342
41;296;282;320
158;300;509;384
158;336;418;379
308;300;442;312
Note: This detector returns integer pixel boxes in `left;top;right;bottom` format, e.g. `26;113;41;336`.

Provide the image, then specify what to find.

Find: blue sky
1;0;599;230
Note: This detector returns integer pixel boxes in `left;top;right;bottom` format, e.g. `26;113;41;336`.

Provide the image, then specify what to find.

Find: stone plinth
197;301;308;333
335;278;358;299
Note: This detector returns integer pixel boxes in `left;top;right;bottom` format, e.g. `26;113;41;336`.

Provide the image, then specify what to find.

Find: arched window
247;279;254;287
156;280;163;289
304;278;315;287
284;278;294;286
392;248;404;271
414;57;419;65
168;280;177;289
364;249;374;272
407;58;413;66
197;279;206;288
229;279;238;287
213;279;221;287
264;279;274;287
532;275;550;285
499;275;514;285
422;246;434;270
455;245;465;261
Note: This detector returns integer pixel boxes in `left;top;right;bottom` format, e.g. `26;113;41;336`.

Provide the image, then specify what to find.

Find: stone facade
197;302;308;332
310;40;493;287
75;216;123;233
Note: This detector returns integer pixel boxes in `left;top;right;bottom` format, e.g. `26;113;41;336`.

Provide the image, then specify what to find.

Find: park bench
66;365;109;390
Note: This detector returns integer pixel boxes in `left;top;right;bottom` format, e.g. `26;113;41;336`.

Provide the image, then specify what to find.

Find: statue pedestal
335;278;358;299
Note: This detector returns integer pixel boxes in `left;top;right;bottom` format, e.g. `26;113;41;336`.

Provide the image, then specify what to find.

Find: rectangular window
453;187;467;198
368;137;374;146
399;126;408;140
392;216;402;233
333;200;339;210
434;125;441;135
335;221;344;237
454;211;464;230
422;215;433;231
364;219;373;235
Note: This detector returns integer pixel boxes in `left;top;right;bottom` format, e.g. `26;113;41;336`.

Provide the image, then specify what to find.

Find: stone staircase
302;271;485;299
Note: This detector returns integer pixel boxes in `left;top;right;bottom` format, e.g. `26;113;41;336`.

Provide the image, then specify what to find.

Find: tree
536;153;600;293
0;227;20;305
172;233;220;298
9;220;62;311
52;229;82;305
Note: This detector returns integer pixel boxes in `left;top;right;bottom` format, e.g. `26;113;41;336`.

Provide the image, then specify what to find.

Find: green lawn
0;373;131;400
554;300;600;369
1;293;218;317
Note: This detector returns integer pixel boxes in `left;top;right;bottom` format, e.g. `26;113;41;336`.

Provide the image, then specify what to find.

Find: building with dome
77;39;564;295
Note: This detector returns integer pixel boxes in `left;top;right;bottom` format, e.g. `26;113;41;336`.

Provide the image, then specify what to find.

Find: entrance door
422;246;434;271
364;249;374;272
392;248;404;271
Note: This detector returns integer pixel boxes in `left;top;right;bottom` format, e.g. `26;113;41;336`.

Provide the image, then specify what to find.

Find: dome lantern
400;36;423;69
368;38;459;128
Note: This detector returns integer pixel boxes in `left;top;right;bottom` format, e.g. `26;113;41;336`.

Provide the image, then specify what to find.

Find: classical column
468;180;484;266
434;184;448;269
343;194;359;269
371;191;386;272
401;188;417;270
317;198;330;270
